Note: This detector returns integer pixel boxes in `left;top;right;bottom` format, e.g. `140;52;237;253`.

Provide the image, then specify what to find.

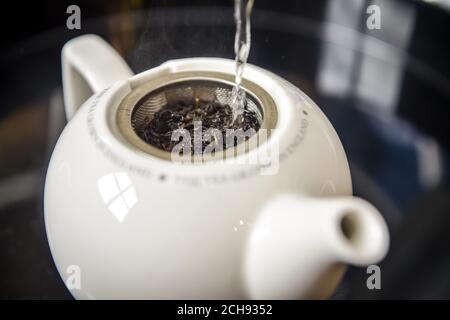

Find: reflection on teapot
44;35;389;299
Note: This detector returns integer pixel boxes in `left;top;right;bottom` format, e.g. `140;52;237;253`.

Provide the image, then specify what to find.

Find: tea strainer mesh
130;80;263;131
116;72;277;160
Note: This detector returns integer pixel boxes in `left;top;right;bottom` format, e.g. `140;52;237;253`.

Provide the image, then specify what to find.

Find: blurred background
0;0;450;299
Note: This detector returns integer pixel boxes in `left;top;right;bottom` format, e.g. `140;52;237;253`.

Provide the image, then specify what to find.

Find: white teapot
44;35;389;299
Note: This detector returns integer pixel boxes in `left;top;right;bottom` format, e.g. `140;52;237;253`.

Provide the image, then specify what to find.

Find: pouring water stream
231;0;255;123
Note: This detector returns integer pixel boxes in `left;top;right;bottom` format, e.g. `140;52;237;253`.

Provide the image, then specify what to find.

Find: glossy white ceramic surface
45;35;389;299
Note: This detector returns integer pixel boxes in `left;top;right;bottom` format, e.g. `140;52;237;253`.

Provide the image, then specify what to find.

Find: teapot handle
62;34;134;120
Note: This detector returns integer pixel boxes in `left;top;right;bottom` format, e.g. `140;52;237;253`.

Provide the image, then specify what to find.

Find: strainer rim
116;71;278;161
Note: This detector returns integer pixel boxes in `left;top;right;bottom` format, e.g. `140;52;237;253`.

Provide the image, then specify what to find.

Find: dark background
0;0;450;299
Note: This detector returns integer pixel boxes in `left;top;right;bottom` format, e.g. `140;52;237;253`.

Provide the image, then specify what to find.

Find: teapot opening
336;203;389;265
132;79;262;152
116;72;278;161
340;211;361;245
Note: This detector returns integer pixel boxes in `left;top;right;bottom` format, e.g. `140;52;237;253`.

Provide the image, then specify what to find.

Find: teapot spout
244;194;389;299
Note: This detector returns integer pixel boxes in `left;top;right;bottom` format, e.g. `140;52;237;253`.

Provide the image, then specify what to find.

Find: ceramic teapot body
44;35;389;299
